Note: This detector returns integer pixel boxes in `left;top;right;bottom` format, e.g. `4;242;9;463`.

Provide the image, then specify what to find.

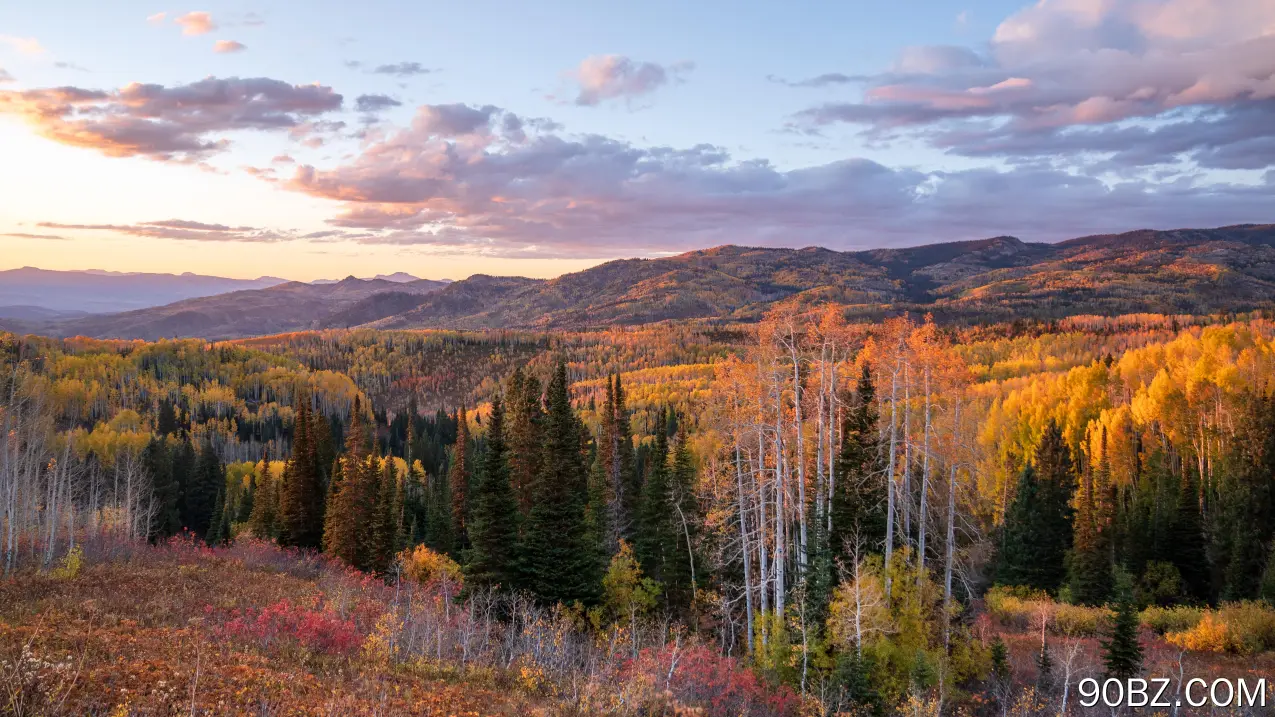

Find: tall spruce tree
520;362;601;605
185;441;222;538
664;425;700;615
830;364;884;569
1068;437;1114;605
1102;569;1144;679
367;459;399;574
143;437;181;541
997;422;1075;593
465;394;521;590
279;399;325;549
636;407;673;586
1171;465;1209;601
324;400;378;568
450;406;471;555
507;367;544;518
247;455;279;539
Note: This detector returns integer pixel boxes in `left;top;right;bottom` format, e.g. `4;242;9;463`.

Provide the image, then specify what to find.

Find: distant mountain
369;224;1275;330
45;277;450;341
13;224;1274;340
311;272;426;285
0;267;289;313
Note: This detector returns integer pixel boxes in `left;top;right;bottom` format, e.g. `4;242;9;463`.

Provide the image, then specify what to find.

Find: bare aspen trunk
884;354;900;596
944;399;960;650
735;440;754;654
918;367;931;576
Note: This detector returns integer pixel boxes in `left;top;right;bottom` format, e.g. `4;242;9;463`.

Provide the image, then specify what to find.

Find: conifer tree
170;437;196;530
465;394;521;589
237;469;256;524
450;406;471;554
664;425;699;614
156;400;179;437
1069;439;1114;605
324;400;378;568
143;437;181;541
279;399;325;549
206;483;233;546
185;441;222;538
636;407;673;585
1102;569;1143;679
1172;466;1209;601
507;368;544;517
520;361;601;605
247;456;279;539
997;423;1074;593
830;364;884;569
367;459;399;573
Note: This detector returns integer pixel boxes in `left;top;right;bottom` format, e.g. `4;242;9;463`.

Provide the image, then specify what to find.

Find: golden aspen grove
6;299;1275;714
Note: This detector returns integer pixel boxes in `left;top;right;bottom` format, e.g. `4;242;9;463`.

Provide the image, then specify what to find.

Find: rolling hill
0;267;289;314
14;224;1275;339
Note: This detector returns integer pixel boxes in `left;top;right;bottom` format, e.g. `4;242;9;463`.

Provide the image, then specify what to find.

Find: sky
1;0;1272;282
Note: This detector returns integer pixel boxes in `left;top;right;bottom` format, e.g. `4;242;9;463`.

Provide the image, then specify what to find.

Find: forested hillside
19;224;1275;341
6;303;1275;714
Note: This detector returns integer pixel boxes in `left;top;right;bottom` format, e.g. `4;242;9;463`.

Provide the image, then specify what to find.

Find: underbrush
1;536;798;716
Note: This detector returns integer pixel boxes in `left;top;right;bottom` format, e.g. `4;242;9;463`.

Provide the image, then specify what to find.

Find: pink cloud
568;55;693;106
174;11;215;35
213;40;246;53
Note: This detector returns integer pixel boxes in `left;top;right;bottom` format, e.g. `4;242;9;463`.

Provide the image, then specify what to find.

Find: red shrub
624;643;801;717
219;599;361;656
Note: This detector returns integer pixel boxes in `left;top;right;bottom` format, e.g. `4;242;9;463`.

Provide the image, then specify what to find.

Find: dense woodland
4;309;1275;714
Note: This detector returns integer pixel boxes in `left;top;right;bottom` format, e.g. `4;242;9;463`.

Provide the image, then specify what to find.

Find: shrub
1053;603;1110;637
1217;601;1275;655
1140;605;1203;635
1166;612;1229;653
621;642;801;717
984;586;1047;630
399;544;463;588
221;599;361;656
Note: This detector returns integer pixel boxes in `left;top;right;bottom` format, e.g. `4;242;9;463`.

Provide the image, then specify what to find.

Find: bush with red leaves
218;599;361;656
624;642;801;717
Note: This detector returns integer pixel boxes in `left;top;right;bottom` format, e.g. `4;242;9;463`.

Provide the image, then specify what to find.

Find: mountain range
4;224;1273;340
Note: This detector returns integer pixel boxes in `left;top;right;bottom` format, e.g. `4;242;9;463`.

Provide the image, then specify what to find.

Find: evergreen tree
170;437;196;530
1068;439;1114;605
206;484;231;546
450;406;471;555
465;394;521;590
324;401;379;568
997;424;1074;593
635;407;673;585
237;468;256;524
247;457;279;539
1036;639;1055;692
143;437;181;541
184;441;222;538
520;361;602;605
830;364;884;570
279;399;326;549
1102;569;1144;680
664;425;699;614
156;400;179;437
366;459;399;573
507;369;544;518
1172;466;1210;602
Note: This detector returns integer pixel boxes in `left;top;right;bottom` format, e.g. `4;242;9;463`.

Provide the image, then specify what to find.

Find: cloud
788;0;1275;169
0;36;45;55
355;93;402;113
213;40;246;53
147;12;167;24
768;73;863;88
0;76;343;161
39;220;296;243
2;232;69;240
568;55;693;106
371;62;432;77
242;12;265;27
0;69;12;84
271;101;1274;258
174;11;216;35
53;61;90;72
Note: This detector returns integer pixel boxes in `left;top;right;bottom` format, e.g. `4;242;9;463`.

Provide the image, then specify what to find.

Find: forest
3;308;1275;715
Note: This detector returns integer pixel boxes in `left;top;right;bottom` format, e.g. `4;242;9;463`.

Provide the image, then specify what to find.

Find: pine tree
143;437;181;541
185;441;222;538
450;406;471;555
324;401;378;568
465;394;521;590
156;400;179;437
1036;640;1055;692
206;483;232;546
636;407;673;585
1068;442;1113;605
247;456;279;539
237;468;256;524
520;361;602;605
279;399;326;549
507;368;544;517
998;423;1075;593
830;364;884;569
367;459;399;573
614;375;639;542
664;425;699;615
170;437;196;531
1102;569;1143;680
1172;466;1209;601
990;635;1011;684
